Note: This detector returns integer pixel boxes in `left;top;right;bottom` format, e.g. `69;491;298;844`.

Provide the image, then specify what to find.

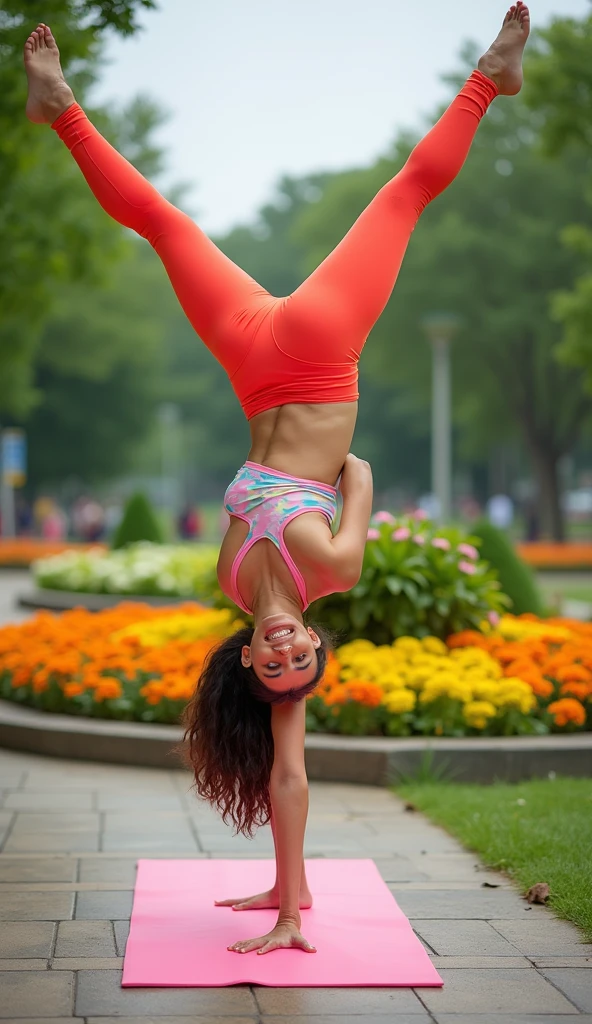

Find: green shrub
306;511;509;644
470;520;544;616
111;493;164;549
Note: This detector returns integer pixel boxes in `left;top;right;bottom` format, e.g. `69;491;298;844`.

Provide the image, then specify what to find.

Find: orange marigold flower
547;698;586;728
559;682;591;701
554;664;592;685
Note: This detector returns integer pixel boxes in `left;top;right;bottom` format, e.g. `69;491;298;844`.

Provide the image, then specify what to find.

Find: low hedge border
1;699;590;785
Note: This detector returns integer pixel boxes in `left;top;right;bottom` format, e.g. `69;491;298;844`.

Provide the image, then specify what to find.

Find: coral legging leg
52;104;271;376
53;69;498;375
275;70;498;358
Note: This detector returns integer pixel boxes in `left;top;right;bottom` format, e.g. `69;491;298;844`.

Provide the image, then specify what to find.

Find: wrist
277;909;301;929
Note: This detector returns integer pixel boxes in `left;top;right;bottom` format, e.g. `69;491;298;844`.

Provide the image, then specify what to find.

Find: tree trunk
530;445;565;541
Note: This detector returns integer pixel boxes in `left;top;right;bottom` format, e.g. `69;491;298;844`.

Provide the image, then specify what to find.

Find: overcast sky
90;0;589;235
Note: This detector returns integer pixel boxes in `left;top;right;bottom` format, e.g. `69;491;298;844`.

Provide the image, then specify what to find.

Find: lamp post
421;313;460;523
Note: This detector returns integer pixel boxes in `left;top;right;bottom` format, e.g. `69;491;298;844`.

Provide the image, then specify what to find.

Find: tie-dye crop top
224;460;339;615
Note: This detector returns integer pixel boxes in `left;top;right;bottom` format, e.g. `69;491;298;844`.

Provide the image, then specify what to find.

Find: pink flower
458;542;479;560
413;534;426;545
412;508;429;521
373;511;395;525
488;610;500;627
431;537;451;551
367;528;380;541
459;560;477;575
392;527;411;542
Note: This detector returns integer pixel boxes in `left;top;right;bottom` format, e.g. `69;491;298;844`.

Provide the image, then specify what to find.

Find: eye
295;654;308;662
266;662;280;670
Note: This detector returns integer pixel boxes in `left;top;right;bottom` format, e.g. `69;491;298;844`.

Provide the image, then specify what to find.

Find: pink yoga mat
122;858;443;988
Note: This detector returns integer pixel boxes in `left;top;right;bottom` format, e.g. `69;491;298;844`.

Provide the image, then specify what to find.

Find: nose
273;644;292;654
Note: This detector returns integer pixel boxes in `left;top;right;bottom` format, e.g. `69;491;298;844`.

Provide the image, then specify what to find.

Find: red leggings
53;70;497;420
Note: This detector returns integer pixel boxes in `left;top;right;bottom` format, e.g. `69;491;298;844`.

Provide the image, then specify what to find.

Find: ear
307;627;322;649
241;644;252;668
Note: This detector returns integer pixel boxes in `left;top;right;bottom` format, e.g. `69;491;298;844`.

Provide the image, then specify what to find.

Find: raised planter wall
1;700;591;785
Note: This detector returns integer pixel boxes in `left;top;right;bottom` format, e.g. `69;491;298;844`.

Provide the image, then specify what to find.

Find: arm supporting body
269;699;310;926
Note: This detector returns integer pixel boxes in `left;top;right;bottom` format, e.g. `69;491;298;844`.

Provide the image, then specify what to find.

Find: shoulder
286;514;359;594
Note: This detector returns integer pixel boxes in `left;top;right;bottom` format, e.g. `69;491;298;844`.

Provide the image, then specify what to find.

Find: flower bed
517;542;592;570
0;539;106;568
0;605;590;737
33;543;219;597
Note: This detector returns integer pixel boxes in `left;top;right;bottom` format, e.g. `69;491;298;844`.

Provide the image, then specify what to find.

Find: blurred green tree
524;10;592;392
0;0;156;415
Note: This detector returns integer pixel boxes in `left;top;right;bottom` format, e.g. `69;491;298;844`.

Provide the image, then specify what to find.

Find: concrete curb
1;699;591;784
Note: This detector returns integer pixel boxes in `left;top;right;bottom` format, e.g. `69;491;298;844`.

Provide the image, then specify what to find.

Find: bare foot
478;2;530;96
24;23;75;124
214;887;313;911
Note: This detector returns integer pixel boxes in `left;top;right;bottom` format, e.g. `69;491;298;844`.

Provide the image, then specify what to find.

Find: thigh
276;184;418;363
150;204;274;377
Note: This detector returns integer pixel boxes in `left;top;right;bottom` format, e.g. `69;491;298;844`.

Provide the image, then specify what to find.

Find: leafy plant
308;512;509;643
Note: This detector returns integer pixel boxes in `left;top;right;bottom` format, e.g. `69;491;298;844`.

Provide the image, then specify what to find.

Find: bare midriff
246;401;358;487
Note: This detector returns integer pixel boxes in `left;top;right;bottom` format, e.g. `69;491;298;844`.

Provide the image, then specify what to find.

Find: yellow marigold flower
463;700;497;729
393;636;423;657
383;688;417;714
495;677;537;714
420;677;473;704
471;679;502;703
421;636;448;656
375;673;407;692
114;609;243;647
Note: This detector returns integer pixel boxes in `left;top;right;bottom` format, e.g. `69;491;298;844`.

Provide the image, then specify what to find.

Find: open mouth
264;627;295;643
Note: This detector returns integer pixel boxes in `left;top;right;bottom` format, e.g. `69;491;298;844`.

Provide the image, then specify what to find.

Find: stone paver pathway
0;747;591;1022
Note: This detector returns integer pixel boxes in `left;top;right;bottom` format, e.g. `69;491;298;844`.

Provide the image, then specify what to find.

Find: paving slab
2;790;94;811
433;1017;592;1024
418;967;579;1015
0;920;55;958
52;957;124;969
0;971;74;1017
491;918;592;956
412;920;519;956
535;957;592;968
0;959;48;970
253;986;427;1015
0;891;74;921
75;969;258;1015
371;856;429;882
86;1019;257;1024
56;920;117;957
428;955;532;968
100;833;198;853
0;857;76;883
0;1020;84;1024
78;857;139;884
74;890;133;920
540;968;592;1013
260;1017;430;1024
394;888;540;920
3;830;100;853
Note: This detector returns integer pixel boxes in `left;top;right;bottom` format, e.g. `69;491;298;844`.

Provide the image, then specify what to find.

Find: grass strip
394;777;592;940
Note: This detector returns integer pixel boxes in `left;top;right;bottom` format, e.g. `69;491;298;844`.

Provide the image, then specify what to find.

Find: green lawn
394;777;592;940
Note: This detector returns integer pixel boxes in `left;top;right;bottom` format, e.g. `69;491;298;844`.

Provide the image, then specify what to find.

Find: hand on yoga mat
227;920;317;955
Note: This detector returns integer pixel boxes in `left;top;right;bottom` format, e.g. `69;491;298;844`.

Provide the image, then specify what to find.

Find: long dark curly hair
177;623;331;838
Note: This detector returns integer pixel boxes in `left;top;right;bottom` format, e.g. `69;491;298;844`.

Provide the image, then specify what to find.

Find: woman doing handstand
23;4;530;956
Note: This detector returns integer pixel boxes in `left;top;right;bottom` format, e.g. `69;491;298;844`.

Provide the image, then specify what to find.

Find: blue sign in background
1;430;27;486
